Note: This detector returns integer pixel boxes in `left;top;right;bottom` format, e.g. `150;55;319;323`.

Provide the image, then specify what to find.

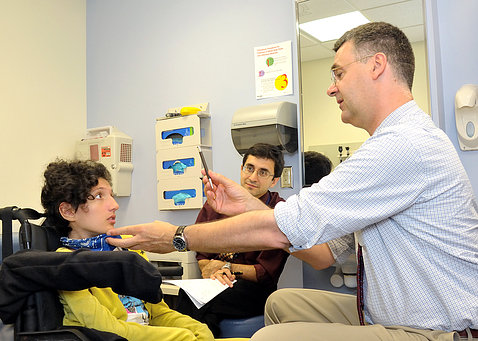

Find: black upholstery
0;207;127;341
1;206;182;341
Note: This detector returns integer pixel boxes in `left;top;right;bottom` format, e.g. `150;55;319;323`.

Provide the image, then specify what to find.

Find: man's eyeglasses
330;55;374;85
242;164;273;178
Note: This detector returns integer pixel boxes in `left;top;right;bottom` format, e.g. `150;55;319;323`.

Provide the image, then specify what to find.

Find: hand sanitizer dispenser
455;84;478;151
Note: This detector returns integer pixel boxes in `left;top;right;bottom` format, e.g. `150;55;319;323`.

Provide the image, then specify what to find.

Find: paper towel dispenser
231;101;298;154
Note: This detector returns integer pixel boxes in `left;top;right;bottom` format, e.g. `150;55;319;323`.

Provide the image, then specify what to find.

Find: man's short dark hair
242;143;285;178
304;151;332;187
334;21;415;90
41;159;112;236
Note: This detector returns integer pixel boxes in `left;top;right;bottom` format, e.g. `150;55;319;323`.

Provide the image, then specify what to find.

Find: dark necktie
356;244;365;325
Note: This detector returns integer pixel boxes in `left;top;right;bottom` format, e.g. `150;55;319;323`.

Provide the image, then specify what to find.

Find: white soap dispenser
455;84;478;151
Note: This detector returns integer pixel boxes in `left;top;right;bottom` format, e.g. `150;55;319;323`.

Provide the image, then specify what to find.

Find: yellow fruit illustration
275;74;288;91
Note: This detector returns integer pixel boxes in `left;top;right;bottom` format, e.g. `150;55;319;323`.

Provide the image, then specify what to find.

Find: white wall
0;0;86;210
85;0;303;287
426;0;478;196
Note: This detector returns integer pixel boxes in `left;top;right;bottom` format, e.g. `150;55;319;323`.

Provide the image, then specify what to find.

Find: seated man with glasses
175;143;290;337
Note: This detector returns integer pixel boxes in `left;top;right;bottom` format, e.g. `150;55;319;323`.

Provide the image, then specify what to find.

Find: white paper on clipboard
163;278;234;309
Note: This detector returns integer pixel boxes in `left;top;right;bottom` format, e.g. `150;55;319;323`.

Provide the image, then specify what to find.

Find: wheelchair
0;206;128;340
0;206;180;341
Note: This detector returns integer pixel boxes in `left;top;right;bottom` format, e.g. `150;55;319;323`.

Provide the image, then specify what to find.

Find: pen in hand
221;271;243;276
197;146;214;190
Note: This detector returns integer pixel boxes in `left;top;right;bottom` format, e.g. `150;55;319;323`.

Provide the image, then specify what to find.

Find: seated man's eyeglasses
242;164;273;178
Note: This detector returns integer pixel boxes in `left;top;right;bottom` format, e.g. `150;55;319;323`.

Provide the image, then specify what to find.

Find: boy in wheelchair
41;159;246;341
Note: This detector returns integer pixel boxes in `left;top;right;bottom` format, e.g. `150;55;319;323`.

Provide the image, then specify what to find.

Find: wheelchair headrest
19;222;61;252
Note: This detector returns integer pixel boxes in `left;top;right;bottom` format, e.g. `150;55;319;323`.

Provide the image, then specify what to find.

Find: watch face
173;237;187;251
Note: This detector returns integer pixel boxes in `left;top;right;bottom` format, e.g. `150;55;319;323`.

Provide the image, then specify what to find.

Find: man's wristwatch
172;225;188;252
221;262;232;270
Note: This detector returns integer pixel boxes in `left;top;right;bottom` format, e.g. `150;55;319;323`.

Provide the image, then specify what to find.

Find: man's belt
457;329;478;338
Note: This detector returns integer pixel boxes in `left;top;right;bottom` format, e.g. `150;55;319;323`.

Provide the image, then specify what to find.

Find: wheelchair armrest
17;327;127;341
16;328;91;341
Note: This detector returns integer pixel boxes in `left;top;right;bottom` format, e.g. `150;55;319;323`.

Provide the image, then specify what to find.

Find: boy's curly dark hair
41;159;112;236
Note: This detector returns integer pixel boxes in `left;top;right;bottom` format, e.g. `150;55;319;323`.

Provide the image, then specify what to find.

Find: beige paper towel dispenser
231;101;298;154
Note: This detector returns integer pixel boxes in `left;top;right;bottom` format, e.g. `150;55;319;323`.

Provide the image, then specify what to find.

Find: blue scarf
60;233;121;251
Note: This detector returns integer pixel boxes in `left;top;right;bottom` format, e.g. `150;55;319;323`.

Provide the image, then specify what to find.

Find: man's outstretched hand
202;170;266;215
106;221;176;253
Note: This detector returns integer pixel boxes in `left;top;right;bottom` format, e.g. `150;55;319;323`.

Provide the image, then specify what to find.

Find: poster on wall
254;40;293;99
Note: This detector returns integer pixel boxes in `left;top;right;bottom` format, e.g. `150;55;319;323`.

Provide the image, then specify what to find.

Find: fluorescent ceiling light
300;11;370;42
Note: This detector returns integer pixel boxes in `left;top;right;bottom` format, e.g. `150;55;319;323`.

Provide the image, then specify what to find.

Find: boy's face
68;177;119;239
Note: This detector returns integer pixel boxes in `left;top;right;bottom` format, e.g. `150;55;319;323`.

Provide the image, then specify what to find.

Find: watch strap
173;225;189;252
175;225;187;236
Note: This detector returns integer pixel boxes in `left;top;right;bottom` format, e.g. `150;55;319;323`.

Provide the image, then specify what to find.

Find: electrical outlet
281;166;293;188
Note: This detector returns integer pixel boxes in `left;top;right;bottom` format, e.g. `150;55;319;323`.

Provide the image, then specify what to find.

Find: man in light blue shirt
109;22;478;340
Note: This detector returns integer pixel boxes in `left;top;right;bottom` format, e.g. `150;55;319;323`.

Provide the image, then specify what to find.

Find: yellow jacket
56;246;215;341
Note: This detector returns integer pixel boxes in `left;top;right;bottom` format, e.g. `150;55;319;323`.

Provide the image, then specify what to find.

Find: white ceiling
298;0;425;62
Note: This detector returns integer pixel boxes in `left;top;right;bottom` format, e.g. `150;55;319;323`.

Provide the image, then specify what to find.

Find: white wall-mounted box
157;176;204;210
156;114;211;150
76;126;133;196
146;251;201;280
156;145;211;179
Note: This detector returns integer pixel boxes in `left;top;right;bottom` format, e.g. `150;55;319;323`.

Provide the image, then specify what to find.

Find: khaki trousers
250;288;463;341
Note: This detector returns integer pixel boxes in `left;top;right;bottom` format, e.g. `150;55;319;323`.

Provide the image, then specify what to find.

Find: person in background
41;159;246;341
175;143;289;337
108;22;478;340
293;151;354;273
303;151;333;187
